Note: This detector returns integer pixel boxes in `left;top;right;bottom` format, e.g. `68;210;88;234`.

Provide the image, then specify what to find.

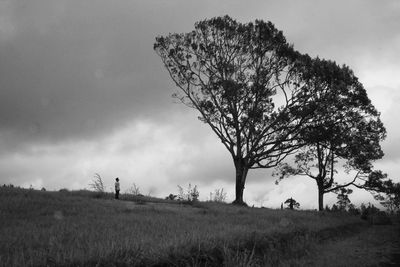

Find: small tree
284;197;300;210
127;183;141;196
89;173;105;193
348;204;360;215
275;58;386;211
336;188;352;211
331;204;339;212
190;185;200;202
360;203;380;220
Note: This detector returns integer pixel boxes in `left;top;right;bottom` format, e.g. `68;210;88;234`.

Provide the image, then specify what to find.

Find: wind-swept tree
154;16;317;205
275;58;386;210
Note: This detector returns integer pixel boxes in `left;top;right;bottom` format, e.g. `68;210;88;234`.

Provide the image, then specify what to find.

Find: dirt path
307;223;400;266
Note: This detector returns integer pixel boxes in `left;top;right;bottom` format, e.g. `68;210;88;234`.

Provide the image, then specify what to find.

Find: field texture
0;187;398;266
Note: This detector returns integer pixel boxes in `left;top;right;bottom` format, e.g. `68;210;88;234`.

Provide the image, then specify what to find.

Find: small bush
347;204;360;215
165;194;177;200
89;173;105;193
360;203;380;220
126;183;141;196
209;188;227;203
177;183;199;202
284;198;300;210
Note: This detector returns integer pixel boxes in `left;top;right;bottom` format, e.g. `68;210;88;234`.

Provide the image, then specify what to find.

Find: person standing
115;177;120;199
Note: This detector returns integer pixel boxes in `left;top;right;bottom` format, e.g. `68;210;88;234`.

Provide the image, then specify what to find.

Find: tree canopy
274;58;386;210
284;197;300;210
364;171;400;213
155;15;387;207
154;15;318;204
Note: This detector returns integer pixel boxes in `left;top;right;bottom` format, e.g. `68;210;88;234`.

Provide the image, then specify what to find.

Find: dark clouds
0;0;179;149
1;0;399;146
275;1;400;58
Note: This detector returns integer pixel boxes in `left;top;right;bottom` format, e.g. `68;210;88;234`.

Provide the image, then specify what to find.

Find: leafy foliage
155;15;320;204
336;188;352;211
284;197;300;209
360;203;380;220
364;171;400;213
347;204;360;215
274;58;386;210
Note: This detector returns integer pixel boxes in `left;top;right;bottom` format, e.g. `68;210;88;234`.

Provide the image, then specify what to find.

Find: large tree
154;16;316;204
275;58;386;210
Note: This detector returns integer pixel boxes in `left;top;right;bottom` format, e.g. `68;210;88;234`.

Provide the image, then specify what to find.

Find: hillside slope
0;187;398;266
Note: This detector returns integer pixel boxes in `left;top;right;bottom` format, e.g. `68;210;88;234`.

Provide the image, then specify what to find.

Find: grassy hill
0;187;398;266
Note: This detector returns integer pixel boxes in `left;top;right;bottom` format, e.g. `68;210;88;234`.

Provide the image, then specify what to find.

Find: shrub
177;184;199;202
360;203;380;220
209;188;227;203
284;198;300;210
126;183;141;196
347;204;360;215
165;194;177;200
89;173;105;192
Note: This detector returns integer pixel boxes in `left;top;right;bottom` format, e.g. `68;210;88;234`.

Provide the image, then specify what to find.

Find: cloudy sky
1;0;399;209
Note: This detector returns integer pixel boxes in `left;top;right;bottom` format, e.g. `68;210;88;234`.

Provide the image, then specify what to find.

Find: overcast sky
1;0;399;209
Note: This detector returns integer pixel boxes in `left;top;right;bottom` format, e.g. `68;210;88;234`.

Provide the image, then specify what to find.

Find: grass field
0;187;398;266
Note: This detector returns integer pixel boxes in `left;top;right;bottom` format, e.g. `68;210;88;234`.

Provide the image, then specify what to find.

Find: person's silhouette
115;178;120;199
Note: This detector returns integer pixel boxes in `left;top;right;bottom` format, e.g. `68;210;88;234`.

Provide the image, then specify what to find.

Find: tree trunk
232;159;249;206
318;187;324;211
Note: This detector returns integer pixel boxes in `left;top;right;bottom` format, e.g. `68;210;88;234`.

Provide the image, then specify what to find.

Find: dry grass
0;187;396;266
303;222;400;266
